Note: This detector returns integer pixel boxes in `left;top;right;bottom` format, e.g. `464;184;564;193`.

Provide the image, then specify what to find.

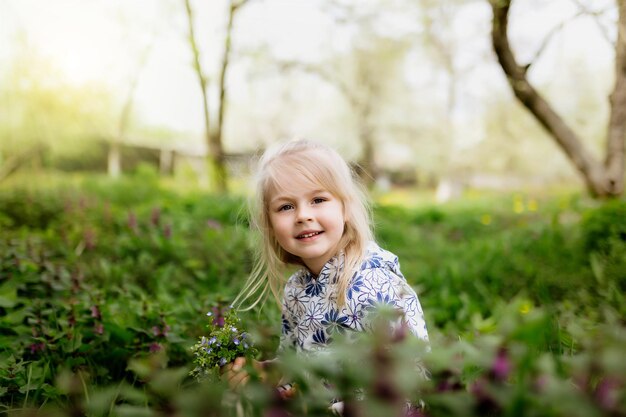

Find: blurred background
1;2;626;415
0;0;618;198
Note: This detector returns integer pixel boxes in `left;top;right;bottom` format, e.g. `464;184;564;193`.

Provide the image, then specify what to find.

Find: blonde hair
234;139;373;310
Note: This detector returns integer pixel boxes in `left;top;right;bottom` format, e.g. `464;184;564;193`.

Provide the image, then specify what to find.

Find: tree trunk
211;0;247;193
183;0;229;193
160;149;174;175
357;103;377;187
108;40;151;178
489;0;625;198
274;61;379;186
108;141;121;178
605;0;626;195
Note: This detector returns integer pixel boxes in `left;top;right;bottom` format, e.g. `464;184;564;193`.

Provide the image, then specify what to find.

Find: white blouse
279;241;429;353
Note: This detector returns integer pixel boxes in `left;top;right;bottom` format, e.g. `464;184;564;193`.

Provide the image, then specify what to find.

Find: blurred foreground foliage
0;173;624;416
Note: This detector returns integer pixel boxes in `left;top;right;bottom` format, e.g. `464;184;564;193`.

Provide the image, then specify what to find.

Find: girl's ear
342;208;350;235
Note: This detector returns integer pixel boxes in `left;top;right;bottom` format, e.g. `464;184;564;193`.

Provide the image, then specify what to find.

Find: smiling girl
233;139;429;398
236;139;428;349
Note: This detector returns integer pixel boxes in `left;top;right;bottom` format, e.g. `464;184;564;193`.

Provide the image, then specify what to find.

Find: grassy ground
0;171;624;416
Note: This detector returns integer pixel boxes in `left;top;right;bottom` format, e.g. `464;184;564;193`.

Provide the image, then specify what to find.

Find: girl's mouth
297;231;323;239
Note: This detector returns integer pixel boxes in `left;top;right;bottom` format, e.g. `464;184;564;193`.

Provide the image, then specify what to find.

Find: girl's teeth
300;232;319;238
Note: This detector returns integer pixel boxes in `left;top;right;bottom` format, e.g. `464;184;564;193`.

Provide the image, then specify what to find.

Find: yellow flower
519;301;532;315
480;214;492;225
513;195;524;213
528;199;538;212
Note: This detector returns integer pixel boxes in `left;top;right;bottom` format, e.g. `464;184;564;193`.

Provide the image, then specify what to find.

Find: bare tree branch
275;60;360;109
489;0;622;197
0;145;45;183
526;11;583;72
570;0;615;46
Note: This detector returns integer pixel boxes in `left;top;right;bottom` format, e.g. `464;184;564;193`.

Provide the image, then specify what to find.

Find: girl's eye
312;197;326;204
278;204;294;212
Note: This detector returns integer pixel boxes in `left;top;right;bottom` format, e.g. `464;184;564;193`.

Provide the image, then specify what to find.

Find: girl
235;139;428;356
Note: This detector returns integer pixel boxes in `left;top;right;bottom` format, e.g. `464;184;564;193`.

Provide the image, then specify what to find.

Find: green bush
0;190;64;229
581;199;626;314
581;199;626;254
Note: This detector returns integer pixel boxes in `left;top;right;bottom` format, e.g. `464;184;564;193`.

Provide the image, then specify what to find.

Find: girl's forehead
266;171;326;199
263;152;342;202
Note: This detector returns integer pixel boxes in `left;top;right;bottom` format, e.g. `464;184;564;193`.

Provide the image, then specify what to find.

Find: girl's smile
296;230;323;240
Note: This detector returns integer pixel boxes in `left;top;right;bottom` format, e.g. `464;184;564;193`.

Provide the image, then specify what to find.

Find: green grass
0;172;624;416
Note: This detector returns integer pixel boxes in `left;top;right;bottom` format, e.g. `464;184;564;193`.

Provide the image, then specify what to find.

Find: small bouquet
190;305;258;381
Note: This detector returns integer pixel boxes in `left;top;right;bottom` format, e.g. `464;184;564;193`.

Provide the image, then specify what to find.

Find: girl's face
267;175;345;275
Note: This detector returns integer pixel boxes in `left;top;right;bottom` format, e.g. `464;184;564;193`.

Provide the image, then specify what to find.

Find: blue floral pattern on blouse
279;242;429;353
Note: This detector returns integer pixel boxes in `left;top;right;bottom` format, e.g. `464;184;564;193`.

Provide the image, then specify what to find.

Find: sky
0;0;617;153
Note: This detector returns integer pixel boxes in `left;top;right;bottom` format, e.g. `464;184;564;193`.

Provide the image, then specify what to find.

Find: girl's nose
296;207;313;223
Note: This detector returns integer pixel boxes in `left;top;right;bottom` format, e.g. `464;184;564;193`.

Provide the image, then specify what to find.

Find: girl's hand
223;357;249;389
222;357;278;389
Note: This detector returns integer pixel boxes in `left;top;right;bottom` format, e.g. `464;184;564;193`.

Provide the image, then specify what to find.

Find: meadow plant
189;305;258;381
1;180;625;416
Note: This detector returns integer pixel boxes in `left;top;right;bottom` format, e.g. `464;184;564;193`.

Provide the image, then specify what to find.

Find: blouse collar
301;251;345;284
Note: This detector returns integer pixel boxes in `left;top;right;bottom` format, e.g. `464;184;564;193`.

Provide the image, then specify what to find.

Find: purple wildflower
219;357;227;367
490;348;510;382
90;305;101;319
29;342;45;354
149;342;162;353
595;377;621;411
234;338;240;346
533;375;548;393
151;207;161;226
84;228;96;250
206;219;222;231
435;371;462;392
127;211;138;233
211;306;225;327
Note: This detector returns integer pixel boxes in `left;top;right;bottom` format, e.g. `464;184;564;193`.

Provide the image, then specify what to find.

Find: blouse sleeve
278;286;298;354
357;267;429;343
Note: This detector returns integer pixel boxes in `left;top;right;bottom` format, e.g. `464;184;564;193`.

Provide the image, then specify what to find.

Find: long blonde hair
234;139;373;310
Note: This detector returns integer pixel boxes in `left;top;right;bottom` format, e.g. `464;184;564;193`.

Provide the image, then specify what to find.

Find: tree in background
274;1;419;186
418;0;483;182
490;0;625;198
108;42;153;178
183;0;249;193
